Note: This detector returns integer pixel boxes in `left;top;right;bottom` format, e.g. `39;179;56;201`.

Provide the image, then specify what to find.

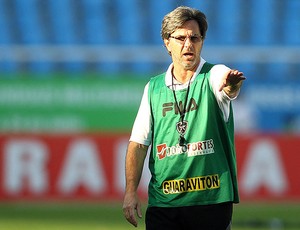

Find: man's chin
182;61;198;70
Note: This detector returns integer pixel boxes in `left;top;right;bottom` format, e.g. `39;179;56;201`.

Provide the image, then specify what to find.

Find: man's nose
184;37;193;47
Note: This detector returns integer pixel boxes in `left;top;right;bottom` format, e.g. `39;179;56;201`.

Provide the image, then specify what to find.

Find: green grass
0;202;299;230
233;202;300;230
0;202;131;230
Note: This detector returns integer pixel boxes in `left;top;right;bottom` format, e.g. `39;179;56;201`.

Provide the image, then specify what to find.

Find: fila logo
162;98;198;117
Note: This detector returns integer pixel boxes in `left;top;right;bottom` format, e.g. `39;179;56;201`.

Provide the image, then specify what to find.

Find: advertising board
0;133;299;201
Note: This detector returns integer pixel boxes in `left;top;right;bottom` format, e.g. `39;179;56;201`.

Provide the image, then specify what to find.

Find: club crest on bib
176;120;188;135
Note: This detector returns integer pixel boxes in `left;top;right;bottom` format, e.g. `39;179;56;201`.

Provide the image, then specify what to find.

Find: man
123;6;245;230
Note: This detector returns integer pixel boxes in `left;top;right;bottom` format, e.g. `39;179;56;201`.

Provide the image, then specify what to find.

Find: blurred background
0;0;299;133
0;0;299;229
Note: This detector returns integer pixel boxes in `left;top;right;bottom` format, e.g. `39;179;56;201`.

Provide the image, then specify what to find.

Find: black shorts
146;202;233;230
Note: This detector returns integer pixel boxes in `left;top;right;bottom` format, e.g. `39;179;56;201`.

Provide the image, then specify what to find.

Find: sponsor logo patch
163;174;220;194
156;139;214;160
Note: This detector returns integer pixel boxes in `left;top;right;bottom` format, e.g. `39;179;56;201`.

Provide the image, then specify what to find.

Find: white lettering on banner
114;138;127;193
114;138;150;193
4;139;48;194
57;139;106;194
240;139;288;195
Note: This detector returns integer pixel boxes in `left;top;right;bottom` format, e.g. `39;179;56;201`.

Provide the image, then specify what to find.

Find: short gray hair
161;6;208;40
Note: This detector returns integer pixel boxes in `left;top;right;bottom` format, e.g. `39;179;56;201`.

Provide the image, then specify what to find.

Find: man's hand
219;69;246;98
123;191;142;227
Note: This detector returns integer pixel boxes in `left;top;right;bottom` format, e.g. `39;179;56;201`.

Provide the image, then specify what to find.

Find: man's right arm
122;141;148;227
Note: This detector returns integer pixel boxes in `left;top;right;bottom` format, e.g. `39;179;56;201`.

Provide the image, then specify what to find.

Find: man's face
164;20;203;72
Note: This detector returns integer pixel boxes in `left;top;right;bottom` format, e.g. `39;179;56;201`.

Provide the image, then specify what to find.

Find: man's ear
164;39;171;55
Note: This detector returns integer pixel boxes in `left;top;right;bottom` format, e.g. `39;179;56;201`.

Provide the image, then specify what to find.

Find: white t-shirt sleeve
129;82;152;146
209;64;239;122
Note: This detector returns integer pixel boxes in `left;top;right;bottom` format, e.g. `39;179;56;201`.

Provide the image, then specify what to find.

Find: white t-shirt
130;58;237;146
